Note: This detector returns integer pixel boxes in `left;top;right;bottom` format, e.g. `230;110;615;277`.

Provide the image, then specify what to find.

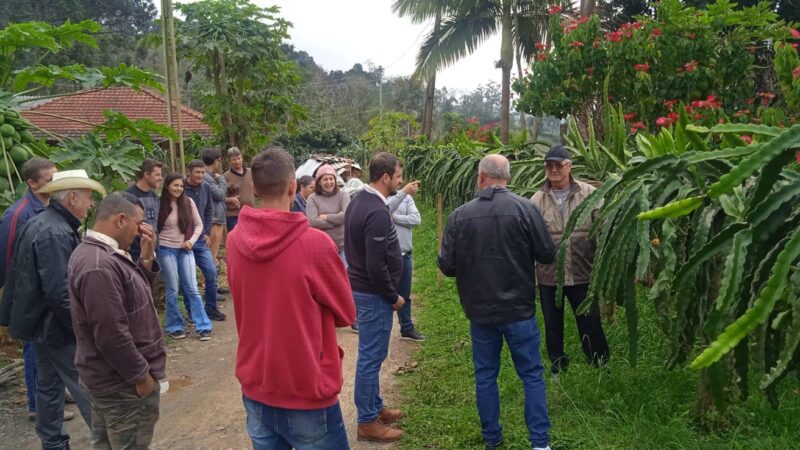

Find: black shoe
350;323;359;334
206;307;227;321
551;356;570;375
198;330;212;341
400;328;427;341
485;439;503;450
216;295;227;303
217;288;230;295
169;330;186;339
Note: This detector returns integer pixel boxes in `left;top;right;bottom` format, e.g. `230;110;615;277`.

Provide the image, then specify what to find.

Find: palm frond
413;5;500;80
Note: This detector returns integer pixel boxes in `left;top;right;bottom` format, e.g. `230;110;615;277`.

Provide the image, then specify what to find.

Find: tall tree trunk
422;12;441;140
500;0;513;145
515;48;526;133
212;48;235;147
580;0;596;17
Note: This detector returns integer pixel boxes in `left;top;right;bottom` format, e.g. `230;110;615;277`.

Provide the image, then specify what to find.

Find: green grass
398;203;800;449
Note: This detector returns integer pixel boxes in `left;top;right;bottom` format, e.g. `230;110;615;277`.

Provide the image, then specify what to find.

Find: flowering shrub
515;0;793;132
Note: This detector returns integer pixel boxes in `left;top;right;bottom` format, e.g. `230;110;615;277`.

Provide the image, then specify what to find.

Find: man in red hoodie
226;146;356;450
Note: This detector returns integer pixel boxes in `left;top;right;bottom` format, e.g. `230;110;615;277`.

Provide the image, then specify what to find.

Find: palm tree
392;1;450;140
408;0;552;144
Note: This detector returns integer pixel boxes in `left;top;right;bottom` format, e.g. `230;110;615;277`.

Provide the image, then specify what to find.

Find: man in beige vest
531;145;609;375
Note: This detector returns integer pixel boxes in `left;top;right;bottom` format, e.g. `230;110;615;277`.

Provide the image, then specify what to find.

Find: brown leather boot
357;419;403;442
378;407;404;424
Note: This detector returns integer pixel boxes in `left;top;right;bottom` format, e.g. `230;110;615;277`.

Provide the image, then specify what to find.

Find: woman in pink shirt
156;173;213;341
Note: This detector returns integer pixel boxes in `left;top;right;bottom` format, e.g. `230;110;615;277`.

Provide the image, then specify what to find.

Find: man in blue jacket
183;159;226;321
0;158;56;421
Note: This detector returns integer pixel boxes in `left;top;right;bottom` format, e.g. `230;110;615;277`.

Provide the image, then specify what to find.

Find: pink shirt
158;198;203;248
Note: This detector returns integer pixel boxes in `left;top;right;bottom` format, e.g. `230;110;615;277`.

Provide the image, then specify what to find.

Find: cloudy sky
159;0;503;91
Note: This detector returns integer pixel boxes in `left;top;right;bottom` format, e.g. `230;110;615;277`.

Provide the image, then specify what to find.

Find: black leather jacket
438;186;556;325
0;203;82;346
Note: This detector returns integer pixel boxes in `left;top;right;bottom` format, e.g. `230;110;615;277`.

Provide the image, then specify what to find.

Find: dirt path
0;299;417;449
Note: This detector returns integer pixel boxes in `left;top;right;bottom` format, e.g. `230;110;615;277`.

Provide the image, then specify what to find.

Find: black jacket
438;186;556;325
0;203;82;346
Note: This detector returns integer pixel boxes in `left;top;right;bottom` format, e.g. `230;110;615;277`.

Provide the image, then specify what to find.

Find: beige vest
531;179;598;286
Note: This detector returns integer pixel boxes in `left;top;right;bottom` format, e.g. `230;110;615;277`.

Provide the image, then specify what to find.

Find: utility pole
160;0;185;174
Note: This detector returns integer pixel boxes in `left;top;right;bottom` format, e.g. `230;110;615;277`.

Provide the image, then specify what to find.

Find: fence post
437;193;443;288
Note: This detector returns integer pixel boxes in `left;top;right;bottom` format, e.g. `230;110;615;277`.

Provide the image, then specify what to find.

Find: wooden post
437;193;443;288
160;0;185;175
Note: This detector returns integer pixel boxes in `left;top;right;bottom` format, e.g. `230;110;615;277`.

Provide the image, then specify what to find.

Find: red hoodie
227;206;356;410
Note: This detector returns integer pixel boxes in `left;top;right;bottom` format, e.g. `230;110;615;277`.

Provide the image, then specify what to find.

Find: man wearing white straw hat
0;169;105;450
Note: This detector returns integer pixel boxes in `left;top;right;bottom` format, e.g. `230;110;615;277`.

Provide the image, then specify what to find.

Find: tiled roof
20;87;212;138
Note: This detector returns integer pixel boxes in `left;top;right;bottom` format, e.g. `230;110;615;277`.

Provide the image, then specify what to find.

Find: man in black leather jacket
0;169;104;450
438;154;556;450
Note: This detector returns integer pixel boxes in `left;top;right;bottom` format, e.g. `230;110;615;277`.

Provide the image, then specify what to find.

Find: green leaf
707;123;800;198
711;124;784;137
637;196;704;220
692;227;800;369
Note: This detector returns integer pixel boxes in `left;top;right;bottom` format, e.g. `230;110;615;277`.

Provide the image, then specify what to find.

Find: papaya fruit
2;136;11;149
4;110;19;119
0;124;13;137
0;177;10;192
10;145;28;164
19;130;33;143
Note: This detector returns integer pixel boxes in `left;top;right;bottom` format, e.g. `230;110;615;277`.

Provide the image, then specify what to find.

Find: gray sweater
203;170;227;225
388;192;420;255
306;190;350;250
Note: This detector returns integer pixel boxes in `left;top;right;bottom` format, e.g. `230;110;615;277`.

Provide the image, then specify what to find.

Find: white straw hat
36;169;107;197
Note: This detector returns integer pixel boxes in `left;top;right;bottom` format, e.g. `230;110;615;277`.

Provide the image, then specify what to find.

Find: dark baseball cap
544;145;571;162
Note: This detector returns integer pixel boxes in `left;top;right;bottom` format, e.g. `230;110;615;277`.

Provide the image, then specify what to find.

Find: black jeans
539;284;609;373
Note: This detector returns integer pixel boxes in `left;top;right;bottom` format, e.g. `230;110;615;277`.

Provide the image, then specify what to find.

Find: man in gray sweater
388;180;425;341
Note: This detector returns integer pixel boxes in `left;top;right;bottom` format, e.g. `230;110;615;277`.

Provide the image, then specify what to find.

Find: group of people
0;146;259;449
0;140;610;450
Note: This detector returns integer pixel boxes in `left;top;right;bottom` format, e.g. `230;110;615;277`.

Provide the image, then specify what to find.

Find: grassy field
398;202;800;449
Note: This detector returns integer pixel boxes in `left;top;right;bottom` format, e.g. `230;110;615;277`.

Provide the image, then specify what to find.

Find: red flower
758;91;776;106
623;112;636;120
631;22;642;30
592;39;600;48
663;99;679;110
691;95;721;110
794;67;800;80
650;28;662;38
578;16;590;25
791;28;800;38
734;109;751;117
684;60;699;73
548;4;562;15
794;43;799;50
536;53;548;62
796;151;800;164
634;63;650;72
585;66;594;75
569;41;585;48
535;42;547;50
741;135;753;144
630;121;646;134
744;97;755;105
693;113;703;121
656;117;670;127
668;112;679;123
608;31;623;43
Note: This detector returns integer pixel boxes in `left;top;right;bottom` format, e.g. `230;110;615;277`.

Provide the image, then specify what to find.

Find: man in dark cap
531;145;609;375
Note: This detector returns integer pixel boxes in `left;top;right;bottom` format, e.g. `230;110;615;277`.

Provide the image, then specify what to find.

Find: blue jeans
23;340;37;412
226;215;238;231
353;291;393;423
34;342;93;449
158;246;212;333
470;317;550;448
243;396;349;450
396;252;414;332
183;240;218;311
